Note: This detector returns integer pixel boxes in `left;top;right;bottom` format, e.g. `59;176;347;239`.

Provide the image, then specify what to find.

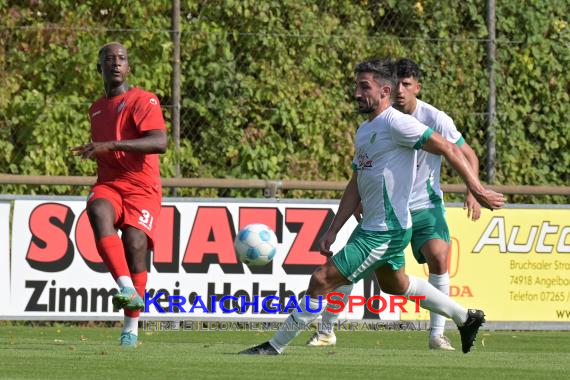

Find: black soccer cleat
238;341;279;355
458;309;486;353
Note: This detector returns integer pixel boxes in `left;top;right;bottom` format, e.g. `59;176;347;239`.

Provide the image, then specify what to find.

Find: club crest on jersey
369;133;377;144
116;99;126;113
149;98;158;105
357;150;373;169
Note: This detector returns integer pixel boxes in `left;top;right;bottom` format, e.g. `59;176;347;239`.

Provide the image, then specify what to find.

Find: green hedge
1;0;568;202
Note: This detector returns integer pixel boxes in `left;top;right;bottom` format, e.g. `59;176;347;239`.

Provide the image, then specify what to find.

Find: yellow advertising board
401;207;570;322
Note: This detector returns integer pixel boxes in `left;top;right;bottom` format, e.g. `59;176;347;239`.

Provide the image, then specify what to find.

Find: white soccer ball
234;223;278;266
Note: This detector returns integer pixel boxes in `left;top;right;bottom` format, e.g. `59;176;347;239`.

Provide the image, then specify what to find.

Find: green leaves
1;1;568;201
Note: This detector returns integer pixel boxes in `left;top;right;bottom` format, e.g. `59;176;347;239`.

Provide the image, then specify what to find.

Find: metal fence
1;1;567;199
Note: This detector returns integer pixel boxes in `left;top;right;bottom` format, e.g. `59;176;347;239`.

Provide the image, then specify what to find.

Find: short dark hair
396;58;422;80
98;42;127;61
354;58;397;89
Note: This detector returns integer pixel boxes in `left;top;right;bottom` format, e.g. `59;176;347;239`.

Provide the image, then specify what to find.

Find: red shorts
87;179;162;248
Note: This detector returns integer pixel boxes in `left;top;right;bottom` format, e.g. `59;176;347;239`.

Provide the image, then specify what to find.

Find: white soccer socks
428;272;450;337
123;316;139;336
404;275;467;326
319;284;354;333
270;297;322;353
117;275;135;289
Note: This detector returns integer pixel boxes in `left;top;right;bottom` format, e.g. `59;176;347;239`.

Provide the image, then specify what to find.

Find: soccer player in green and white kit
239;59;504;356
306;58;482;351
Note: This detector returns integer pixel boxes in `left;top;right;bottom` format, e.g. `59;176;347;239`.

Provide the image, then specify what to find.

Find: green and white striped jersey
352;106;432;231
409;99;464;212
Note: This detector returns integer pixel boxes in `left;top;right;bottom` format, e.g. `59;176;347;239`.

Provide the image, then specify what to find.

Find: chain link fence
3;1;567;201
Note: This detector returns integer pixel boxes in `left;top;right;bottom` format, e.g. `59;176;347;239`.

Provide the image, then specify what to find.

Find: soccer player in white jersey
239;58;504;356
307;58;481;351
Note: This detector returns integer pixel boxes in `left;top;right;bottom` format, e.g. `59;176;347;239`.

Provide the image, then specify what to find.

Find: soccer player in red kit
72;42;167;347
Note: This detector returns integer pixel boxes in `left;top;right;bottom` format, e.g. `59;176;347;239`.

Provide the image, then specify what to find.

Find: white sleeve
436;111;463;144
390;114;431;149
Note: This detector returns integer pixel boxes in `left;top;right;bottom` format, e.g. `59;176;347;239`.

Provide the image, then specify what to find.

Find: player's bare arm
319;172;360;257
421;132;504;210
459;142;481;220
113;129;167;154
352;202;363;223
71;129;167;159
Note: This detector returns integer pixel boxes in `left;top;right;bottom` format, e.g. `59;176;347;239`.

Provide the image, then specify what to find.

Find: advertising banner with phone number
2;198;569;323
402;207;570;323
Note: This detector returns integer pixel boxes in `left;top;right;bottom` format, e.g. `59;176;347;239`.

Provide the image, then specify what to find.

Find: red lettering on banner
26;203;74;272
75;210;106;272
327;294;424;315
390;295;408;313
282;208;334;274
450;285;474;297
366;295;387;313
238;207;282;241
238;207;282;274
152;206;180;273
408;295;426;312
182;207;243;274
348;295;366;312
325;292;345;313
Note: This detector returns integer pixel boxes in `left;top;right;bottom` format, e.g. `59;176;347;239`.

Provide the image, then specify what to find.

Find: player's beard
356;98;378;114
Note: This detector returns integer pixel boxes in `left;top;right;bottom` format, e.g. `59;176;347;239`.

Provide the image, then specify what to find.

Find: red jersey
89;88;166;189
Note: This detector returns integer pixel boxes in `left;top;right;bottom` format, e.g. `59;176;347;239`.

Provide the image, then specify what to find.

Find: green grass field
1;325;569;379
